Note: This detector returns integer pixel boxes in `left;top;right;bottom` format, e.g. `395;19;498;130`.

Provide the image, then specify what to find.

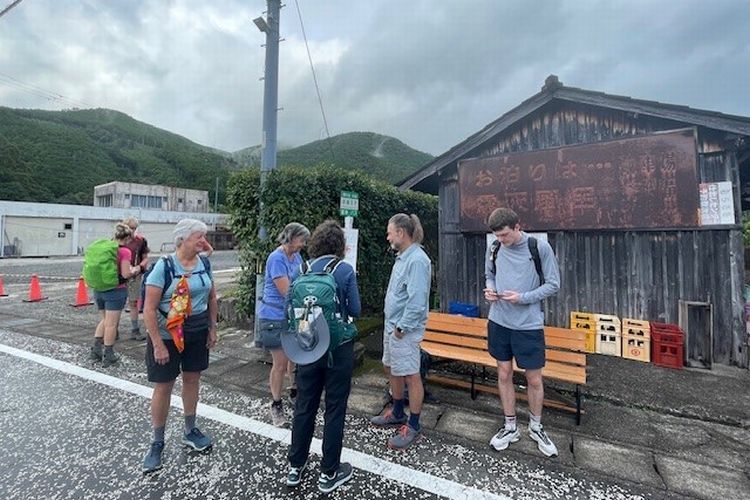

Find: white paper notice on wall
344;228;359;272
699;181;735;226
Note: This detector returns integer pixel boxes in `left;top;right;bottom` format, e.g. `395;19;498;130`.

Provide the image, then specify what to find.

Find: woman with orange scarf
141;219;218;474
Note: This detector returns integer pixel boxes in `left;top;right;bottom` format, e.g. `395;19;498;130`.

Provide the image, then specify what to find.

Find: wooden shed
400;76;750;368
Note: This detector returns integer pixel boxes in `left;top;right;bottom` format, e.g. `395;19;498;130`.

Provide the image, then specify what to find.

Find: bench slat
423;335;586;367
427;375;584;415
422;342;586;385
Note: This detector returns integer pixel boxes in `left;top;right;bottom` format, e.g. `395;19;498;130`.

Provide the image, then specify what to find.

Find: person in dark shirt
286;220;361;494
123;217;150;340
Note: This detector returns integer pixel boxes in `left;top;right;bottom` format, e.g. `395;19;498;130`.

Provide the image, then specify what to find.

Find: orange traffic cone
0;275;7;297
23;274;47;303
71;276;93;307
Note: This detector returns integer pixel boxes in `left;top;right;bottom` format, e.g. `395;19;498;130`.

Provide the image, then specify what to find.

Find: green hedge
227;165;438;316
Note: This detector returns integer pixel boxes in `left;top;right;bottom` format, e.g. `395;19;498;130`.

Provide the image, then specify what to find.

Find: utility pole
252;0;281;347
254;0;281;241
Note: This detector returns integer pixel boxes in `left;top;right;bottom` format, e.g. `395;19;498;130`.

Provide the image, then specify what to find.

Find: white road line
0;343;508;500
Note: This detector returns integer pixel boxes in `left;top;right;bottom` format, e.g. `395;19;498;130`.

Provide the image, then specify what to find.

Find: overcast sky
1;0;748;155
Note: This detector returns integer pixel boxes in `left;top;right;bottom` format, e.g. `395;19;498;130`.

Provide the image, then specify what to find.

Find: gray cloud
0;0;748;156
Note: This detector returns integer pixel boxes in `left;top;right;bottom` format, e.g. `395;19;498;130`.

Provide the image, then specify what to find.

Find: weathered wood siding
437;101;747;367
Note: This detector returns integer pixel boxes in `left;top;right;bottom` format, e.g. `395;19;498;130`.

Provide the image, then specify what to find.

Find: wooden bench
421;311;587;424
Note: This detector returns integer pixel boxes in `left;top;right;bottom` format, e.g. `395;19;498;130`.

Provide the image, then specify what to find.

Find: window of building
178;198;183;203
63;223;73;230
97;195;113;207
197;199;202;205
124;194;130;199
131;195;163;209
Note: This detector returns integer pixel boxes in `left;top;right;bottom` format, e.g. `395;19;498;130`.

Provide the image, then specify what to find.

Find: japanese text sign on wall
458;128;700;232
699;181;735;226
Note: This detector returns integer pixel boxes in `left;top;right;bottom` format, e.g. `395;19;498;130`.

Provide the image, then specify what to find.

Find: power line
293;0;335;162
0;0;24;20
0;72;95;109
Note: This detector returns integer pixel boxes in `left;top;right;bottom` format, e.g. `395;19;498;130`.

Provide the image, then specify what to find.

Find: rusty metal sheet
458;128;700;231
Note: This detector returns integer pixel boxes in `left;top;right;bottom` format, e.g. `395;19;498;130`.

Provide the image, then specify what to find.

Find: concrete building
93;182;210;213
0;200;227;257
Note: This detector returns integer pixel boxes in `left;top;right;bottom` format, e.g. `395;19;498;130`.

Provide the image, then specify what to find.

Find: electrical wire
293;0;335;162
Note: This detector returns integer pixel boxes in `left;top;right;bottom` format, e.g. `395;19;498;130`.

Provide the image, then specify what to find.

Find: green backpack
83;239;122;292
287;258;357;358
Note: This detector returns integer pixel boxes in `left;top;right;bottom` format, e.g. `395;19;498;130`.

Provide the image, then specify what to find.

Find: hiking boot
529;425;558;457
387;424;421;450
182;427;213;451
270;403;287;428
285;458;308;487
490;427;520;451
287;386;298;406
89;343;103;361
370;409;407;428
130;328;146;341
318;462;353;494
142;441;165;473
102;349;120;367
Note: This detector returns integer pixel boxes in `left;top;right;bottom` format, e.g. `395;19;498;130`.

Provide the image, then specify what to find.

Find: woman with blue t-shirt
259;222;310;427
140;219;218;474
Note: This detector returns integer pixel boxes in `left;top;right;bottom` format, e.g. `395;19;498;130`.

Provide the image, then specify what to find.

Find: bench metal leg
471;365;477;400
575;384;581;425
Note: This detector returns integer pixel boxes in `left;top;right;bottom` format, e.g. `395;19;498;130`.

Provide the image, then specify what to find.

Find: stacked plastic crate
570;311;597;353
595;313;621;356
650;322;684;369
622;318;651;362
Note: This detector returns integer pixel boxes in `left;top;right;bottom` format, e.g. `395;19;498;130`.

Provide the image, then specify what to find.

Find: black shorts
146;312;210;382
487;320;546;370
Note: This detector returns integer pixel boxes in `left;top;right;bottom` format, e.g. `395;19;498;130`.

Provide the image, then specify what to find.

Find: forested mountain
234;132;433;185
0;107;433;205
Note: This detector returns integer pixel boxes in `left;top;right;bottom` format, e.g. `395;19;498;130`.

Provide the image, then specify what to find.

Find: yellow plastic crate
570;311;595;326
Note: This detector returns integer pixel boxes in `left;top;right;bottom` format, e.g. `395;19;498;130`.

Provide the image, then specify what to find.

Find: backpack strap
300;260;311;275
490;237;545;286
527;237;545;286
490;240;501;275
323;257;342;274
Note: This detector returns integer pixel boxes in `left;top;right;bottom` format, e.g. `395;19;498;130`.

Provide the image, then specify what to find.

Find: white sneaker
529;425;558;457
489;427;520;451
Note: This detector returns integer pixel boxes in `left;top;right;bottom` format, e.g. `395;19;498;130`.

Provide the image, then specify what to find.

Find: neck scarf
166;275;192;352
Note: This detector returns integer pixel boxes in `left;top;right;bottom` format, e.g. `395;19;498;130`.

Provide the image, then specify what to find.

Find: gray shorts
126;275;142;302
382;328;423;376
258;318;288;351
94;287;128;311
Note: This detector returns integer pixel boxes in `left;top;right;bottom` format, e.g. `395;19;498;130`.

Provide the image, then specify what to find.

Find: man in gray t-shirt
483;207;561;458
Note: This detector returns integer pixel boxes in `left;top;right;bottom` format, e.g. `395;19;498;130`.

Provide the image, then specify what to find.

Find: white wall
0;200;228;257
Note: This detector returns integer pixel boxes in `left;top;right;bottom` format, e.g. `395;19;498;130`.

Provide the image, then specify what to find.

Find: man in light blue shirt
371;214;432;450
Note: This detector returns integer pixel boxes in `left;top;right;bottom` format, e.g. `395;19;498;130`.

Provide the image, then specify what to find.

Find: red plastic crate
652;342;684;369
649;322;682;334
652;330;684;345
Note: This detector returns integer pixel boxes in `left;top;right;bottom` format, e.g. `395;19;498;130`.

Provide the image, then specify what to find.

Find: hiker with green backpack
283;220;361;493
83;222;140;367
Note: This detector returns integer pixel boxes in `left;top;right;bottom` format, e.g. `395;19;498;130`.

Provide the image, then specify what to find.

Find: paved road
0;250;240;284
0;329;650;500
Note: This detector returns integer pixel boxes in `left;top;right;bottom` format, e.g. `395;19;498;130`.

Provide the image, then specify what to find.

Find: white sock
504;415;517;430
529;414;542;430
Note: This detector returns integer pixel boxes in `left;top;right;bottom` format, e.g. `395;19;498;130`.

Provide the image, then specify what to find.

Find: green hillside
0;107;238;205
235;132;433;184
0;108;433;206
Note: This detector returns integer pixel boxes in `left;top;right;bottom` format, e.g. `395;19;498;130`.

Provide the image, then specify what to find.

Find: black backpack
139;255;212;313
490;236;544;286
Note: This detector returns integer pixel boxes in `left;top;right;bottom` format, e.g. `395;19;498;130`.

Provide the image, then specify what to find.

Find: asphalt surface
0;329;649;500
2;251;749;499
